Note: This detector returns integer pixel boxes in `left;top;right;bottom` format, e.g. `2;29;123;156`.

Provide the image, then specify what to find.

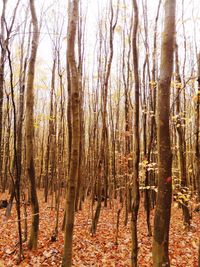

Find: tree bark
62;0;79;266
131;1;140;266
26;0;39;250
174;43;190;226
0;0;7;189
152;0;176;266
196;53;200;202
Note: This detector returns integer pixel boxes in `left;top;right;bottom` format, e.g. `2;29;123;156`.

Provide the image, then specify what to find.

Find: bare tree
131;1;140;266
0;0;8;187
62;0;79;266
26;0;40;250
152;0;176;266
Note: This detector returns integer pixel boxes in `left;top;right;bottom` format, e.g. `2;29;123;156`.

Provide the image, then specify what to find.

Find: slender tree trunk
174;43;190;226
44;58;56;203
26;0;39;250
2;94;10;192
149;0;161;210
7;41;23;263
196;53;200;201
131;1;140;266
91;0;119;233
75;8;85;211
152;0;176;266
0;0;7;189
62;1;79;266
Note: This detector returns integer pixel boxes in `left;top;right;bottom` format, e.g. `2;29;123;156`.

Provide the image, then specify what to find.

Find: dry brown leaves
0;192;199;266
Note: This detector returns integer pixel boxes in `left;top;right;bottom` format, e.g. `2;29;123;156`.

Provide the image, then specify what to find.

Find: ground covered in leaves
0;191;199;266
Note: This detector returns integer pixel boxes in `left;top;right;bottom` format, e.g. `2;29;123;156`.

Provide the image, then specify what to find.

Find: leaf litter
0;192;199;266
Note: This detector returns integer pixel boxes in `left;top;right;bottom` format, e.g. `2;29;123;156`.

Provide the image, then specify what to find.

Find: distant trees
91;0;119;235
174;42;191;226
0;0;199;266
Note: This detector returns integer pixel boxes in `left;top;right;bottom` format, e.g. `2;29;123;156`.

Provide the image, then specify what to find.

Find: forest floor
0;191;199;267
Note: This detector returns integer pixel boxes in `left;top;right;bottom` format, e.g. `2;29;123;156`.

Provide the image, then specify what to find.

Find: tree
131;1;140;266
25;0;40;250
174;42;190;226
62;0;80;266
152;0;176;266
0;0;7;189
196;53;200;201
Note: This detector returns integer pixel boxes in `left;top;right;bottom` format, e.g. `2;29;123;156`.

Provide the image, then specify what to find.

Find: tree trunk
62;0;79;266
131;1;140;266
152;0;176;266
0;0;7;189
26;0;39;250
174;43;190;226
44;58;56;203
196;53;200;202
